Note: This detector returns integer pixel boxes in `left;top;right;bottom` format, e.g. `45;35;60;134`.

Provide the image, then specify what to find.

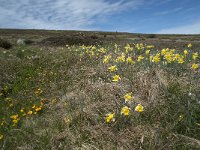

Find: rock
17;39;33;45
17;39;26;45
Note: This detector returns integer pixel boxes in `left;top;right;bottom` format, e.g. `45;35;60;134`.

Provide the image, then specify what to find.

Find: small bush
90;35;98;39
147;34;157;38
0;38;12;49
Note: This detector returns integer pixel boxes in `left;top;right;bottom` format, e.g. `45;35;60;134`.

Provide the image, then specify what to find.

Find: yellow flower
146;45;154;49
103;58;109;64
35;88;43;96
108;65;117;72
161;49;167;55
177;58;184;64
191;63;198;69
192;52;198;60
121;106;130;116
188;43;192;48
178;114;184;121
12;119;20;124
20;108;24;113
124;93;132;102
64;117;71;124
145;50;150;55
27;110;33;115
116;55;125;62
126;57;135;64
135;104;144;113
0;134;3;140
35;106;42;112
183;50;188;55
112;75;120;82
124;44;133;53
152;55;160;63
103;55;112;64
10;115;18;120
137;55;144;62
106;113;115;123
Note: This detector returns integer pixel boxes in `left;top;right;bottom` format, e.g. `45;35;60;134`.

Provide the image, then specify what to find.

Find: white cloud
0;0;143;30
154;7;182;15
157;21;200;34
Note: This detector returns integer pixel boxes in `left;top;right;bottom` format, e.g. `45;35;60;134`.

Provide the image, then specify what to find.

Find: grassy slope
0;29;200;149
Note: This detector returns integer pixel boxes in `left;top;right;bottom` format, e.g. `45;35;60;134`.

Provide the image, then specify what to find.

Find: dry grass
0;36;200;150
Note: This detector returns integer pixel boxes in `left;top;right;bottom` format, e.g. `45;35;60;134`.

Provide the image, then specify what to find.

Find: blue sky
0;0;200;34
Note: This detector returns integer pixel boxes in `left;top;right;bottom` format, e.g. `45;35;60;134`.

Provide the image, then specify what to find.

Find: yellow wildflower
20;108;24;113
178;58;184;64
35;106;42;112
145;50;150;55
191;63;198;69
192;52;198;60
178;114;184;121
10;115;18;120
126;57;134;63
152;55;160;63
161;49;167;55
64;117;71;124
27;110;33;115
121;106;130;116
116;55;125;62
112;75;120;82
106;113;115;123
35;88;43;96
137;55;144;62
135;104;144;113
183;50;188;55
12;119;20;124
188;43;192;48
0;134;3;140
146;45;154;49
103;58;109;64
124;93;132;102
124;44;133;53
108;65;117;72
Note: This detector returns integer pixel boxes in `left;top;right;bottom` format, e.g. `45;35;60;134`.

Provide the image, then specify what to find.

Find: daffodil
137;55;144;62
126;57;134;63
191;63;198;69
192;52;198;60
146;45;154;49
188;43;192;48
124;93;132;102
135;104;144;112
121;106;130;116
27;110;33;115
112;75;120;82
183;50;188;55
0;134;3;140
35;106;42;112
177;58;184;64
116;54;125;62
10;115;18;120
152;55;160;63
108;65;117;72
145;50;150;55
106;113;115;123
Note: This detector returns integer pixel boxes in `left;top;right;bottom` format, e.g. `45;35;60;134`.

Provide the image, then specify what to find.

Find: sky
0;0;200;34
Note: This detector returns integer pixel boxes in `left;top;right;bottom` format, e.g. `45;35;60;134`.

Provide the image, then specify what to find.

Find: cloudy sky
0;0;200;34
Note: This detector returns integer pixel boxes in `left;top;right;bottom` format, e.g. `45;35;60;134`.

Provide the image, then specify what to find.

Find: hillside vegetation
0;29;200;149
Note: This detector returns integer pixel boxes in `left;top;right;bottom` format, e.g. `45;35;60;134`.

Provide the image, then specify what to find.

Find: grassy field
0;29;200;149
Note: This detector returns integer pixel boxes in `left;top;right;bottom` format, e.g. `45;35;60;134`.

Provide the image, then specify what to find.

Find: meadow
0;30;200;149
